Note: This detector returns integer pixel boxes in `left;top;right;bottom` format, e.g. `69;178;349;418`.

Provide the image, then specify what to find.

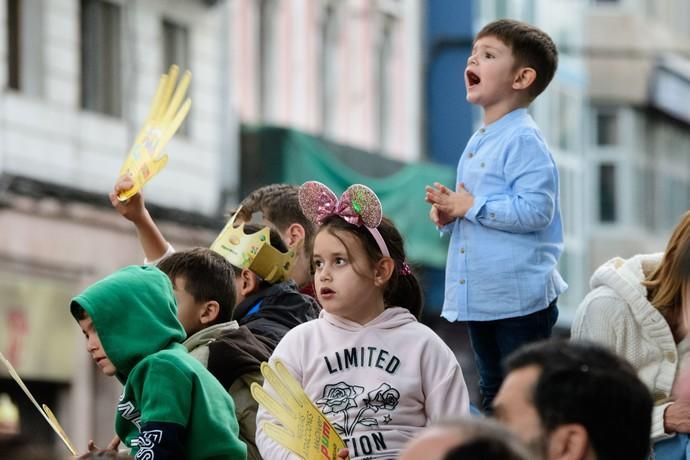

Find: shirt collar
481;108;529;134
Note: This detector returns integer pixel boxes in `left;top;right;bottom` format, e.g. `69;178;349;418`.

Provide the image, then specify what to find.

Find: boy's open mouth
467;70;481;86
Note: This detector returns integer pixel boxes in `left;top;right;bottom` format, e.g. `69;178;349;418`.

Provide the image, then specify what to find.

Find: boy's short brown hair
477;19;558;100
157;248;236;323
237;184;316;255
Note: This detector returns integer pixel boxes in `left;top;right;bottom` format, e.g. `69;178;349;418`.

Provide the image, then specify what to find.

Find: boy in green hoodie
70;265;247;460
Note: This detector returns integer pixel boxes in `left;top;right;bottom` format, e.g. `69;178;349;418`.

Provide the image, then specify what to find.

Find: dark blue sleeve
131;421;185;460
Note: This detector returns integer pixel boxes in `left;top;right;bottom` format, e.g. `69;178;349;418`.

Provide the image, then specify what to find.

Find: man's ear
239;268;260;296
373;257;396;288
546;424;590;460
199;301;220;325
512;66;537;91
282;223;306;248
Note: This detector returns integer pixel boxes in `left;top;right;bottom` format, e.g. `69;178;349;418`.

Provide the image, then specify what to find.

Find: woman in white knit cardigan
572;211;690;446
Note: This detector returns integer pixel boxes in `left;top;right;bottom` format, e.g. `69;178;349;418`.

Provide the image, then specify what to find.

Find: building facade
0;0;235;452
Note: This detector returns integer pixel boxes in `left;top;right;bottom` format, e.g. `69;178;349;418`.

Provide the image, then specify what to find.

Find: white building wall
0;0;237;451
0;0;234;216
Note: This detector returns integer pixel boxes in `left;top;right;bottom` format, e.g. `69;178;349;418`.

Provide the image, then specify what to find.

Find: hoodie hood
320;306;417;332
590;253;663;302
71;265;185;382
184;320;239;352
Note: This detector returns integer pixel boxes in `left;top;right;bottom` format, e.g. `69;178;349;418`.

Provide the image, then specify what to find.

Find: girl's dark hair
319;215;423;318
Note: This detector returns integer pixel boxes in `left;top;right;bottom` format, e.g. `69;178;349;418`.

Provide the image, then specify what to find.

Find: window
598;163;617;222
556;90;577;151
80;0;122;116
257;0;276;122
560;168;573;234
319;2;338;137
635;166;656;230
376;15;394;153
7;0;43;95
495;0;508;17
7;0;19;90
662;177;690;229
595;108;619;146
163;19;191;136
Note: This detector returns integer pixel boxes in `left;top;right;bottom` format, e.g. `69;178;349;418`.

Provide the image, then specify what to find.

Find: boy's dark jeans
467;299;559;413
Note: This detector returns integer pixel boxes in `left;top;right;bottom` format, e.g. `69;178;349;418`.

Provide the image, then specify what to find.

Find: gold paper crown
210;207;295;283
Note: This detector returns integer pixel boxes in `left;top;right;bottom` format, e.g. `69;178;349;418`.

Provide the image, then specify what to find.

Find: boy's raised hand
109;175;171;262
110;175;147;224
425;182;474;220
116;65;191;202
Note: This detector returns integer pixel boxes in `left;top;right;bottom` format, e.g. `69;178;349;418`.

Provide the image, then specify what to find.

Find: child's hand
110;175;148;224
337;448;350;459
425;182;474;219
79;435;120;459
107;435;121;451
429;205;454;227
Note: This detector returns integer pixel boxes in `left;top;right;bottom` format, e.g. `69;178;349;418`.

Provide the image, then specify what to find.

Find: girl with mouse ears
256;181;470;460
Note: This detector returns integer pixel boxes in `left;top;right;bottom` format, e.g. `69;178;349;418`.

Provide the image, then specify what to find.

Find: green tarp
240;126;455;269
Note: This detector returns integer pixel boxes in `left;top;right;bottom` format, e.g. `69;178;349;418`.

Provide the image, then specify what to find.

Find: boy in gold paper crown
110;176;320;348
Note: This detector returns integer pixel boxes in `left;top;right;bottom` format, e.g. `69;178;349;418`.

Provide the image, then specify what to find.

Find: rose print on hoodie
316;382;364;415
316;381;401;436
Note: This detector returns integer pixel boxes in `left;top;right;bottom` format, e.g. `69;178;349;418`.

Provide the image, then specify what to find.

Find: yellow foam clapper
117;64;192;202
251;359;348;460
0;352;78;456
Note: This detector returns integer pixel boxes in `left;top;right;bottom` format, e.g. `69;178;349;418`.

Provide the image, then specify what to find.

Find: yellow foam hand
0;352;78;456
251;360;348;460
117;64;192;202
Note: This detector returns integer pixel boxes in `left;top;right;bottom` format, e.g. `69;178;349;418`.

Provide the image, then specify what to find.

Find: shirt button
480;162;485;168
490;213;496;219
479;128;486;134
665;352;676;363
460;247;465;254
459;279;465;285
468;152;474;158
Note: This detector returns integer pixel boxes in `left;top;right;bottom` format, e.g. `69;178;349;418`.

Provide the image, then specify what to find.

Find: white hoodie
256;307;470;459
572;253;690;441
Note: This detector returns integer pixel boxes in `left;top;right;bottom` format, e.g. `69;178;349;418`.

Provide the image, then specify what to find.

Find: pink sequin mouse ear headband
298;181;390;257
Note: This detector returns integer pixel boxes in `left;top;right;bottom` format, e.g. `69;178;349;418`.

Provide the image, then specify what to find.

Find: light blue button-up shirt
441;108;567;322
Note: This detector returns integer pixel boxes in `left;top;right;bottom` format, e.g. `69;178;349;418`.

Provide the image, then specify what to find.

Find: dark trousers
467;300;559;413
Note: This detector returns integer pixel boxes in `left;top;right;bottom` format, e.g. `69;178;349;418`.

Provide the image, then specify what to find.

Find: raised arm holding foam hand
116;64;191;202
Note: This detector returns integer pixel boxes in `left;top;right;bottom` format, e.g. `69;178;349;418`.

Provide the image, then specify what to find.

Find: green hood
71;265;185;382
